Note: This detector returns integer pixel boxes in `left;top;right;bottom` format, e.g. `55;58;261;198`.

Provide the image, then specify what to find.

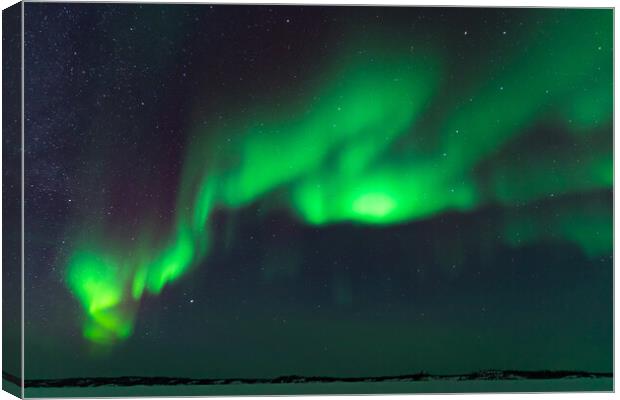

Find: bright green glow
67;251;123;314
131;266;147;300
352;193;397;219
66;10;612;343
291;165;480;225
145;229;195;294
66;249;133;343
83;308;133;344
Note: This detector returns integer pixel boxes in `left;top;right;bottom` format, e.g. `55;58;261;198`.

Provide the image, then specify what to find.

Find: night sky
22;4;612;381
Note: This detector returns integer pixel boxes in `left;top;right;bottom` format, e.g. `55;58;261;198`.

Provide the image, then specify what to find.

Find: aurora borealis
22;3;612;389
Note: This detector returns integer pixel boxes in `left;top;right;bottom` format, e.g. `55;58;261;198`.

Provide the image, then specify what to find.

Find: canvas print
2;2;614;397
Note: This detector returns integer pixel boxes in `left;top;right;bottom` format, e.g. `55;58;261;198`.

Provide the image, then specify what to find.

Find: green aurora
65;9;612;344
